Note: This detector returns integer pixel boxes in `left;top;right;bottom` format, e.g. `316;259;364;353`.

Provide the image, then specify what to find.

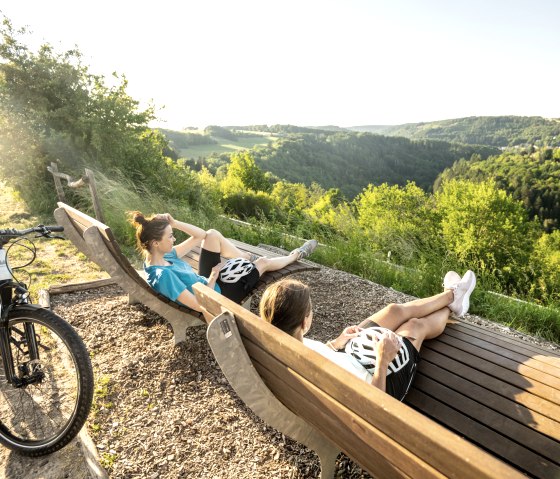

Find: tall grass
473;291;560;343
71;170;218;264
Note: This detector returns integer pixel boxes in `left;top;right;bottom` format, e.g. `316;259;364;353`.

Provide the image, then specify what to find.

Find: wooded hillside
251;132;498;197
350;116;560;147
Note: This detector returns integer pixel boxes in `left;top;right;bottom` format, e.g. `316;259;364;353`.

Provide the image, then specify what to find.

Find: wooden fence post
47;164;105;223
84;168;105;224
49;162;67;202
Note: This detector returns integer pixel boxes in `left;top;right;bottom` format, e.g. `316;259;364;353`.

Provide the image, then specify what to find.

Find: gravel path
48;254;559;479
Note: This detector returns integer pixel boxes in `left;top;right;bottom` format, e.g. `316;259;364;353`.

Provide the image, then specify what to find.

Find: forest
1;17;559;341
351;116;560;148
162;126;500;198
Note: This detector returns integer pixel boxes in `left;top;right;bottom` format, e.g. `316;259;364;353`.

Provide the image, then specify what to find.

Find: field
177;133;276;159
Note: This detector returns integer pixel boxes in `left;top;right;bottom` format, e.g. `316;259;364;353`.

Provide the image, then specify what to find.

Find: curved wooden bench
54;202;319;344
192;283;555;479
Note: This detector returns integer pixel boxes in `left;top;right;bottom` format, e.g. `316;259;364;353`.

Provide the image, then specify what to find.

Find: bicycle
0;224;94;456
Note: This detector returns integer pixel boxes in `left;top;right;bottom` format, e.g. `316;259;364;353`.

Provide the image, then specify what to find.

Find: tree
0;16;171;212
354;182;441;262
530;230;560;304
270;181;310;213
226;151;271;193
435;179;538;291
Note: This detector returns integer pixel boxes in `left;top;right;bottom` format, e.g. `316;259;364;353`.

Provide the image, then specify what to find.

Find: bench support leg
82;226;204;344
166;315;203;345
207;311;340;478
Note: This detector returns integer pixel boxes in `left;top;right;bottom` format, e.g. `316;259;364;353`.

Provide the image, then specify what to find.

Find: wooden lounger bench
54;202;319;344
193;283;560;479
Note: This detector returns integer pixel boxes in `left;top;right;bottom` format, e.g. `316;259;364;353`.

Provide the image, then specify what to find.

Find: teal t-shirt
144;249;221;305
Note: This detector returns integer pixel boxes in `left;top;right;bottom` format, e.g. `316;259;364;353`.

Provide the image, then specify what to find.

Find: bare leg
254;252;299;275
394;307;450;351
358;291;453;331
201;229;300;274
201;229;251;259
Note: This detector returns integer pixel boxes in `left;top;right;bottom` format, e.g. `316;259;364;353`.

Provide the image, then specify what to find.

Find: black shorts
361;320;421;401
198;249;260;304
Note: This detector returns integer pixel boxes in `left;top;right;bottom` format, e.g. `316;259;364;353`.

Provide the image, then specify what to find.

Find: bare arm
175;288;203;312
176;262;225;311
370;331;401;393
157;213;207;258
206;261;226;289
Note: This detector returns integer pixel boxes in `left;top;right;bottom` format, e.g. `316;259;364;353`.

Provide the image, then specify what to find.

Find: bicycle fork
0;287;42;388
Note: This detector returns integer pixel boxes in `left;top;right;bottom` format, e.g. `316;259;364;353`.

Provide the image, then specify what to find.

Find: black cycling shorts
361;320;421;401
198;249;260;304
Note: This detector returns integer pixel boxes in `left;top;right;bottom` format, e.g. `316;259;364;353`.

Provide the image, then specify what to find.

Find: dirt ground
0;437;91;479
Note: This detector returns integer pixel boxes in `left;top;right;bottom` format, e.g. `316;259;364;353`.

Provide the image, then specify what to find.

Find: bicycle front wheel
0;307;94;456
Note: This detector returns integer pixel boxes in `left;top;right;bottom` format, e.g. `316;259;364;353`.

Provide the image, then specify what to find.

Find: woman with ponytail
129;212;318;312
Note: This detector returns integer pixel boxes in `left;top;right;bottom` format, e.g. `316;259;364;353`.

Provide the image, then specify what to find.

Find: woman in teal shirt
130;211;317;312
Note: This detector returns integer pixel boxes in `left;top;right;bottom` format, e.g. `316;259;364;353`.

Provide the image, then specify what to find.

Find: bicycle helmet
219;258;256;283
345;327;410;376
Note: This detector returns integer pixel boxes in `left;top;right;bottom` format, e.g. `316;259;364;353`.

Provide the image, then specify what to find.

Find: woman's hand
370;331;401;393
207;261;226;289
331;325;362;350
374;331;401;366
155;213;176;227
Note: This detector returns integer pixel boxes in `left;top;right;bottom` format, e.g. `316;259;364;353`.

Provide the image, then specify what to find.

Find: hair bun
129;211;147;226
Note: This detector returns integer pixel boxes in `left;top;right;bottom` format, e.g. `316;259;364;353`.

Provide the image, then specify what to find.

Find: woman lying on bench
130;211;317;311
259;272;476;401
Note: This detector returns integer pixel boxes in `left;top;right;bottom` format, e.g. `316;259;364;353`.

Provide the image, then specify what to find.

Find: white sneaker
443;271;461;289
291;239;318;260
448;270;476;317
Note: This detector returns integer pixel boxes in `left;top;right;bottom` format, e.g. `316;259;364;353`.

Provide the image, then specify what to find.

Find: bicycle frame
0;239;41;388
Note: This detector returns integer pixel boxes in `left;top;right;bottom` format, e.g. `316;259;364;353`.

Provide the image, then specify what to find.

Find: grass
474;291;560;343
0;181;108;300
90;373;117;471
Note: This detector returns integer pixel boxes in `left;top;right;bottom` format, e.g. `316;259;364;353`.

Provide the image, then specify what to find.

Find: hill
348;116;560;148
250;131;498;198
161;126;499;199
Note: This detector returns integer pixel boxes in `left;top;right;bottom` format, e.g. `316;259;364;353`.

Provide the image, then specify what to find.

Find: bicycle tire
0;306;94;456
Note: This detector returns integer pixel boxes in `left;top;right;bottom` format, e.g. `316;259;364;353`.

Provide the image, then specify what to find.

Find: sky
1;0;559;130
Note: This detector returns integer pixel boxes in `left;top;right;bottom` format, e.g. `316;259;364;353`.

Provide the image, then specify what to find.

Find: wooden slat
415;359;560;439
246;339;447;479
228;239;284;258
448;320;560;359
406;388;560;478
426;341;560;404
58;201;108;232
436;332;560;391
443;327;560;378
48;278;115;294
418;348;560;421
193;284;524;479
413;373;560;462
